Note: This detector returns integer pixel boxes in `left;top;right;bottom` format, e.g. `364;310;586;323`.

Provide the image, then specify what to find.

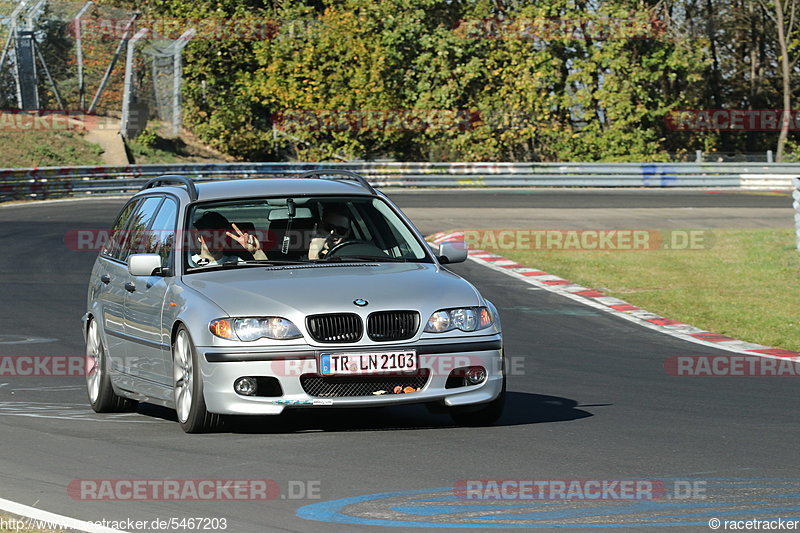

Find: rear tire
449;376;506;427
86;319;138;413
173;326;221;433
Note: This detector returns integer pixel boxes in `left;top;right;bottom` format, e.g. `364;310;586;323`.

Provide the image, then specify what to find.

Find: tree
100;0;792;162
760;0;799;160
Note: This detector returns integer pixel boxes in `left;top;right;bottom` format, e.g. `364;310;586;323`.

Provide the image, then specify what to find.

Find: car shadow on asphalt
190;392;595;434
133;392;594;433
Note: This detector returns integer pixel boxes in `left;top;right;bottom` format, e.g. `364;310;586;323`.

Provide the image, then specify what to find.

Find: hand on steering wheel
322;239;370;259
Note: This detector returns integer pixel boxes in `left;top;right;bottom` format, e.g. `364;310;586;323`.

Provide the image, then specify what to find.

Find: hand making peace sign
226;223;262;254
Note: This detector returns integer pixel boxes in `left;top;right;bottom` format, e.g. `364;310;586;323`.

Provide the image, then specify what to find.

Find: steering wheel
323;240;385;258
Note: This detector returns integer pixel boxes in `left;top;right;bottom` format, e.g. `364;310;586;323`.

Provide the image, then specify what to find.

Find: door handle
100;274;111;284
124;282;136;293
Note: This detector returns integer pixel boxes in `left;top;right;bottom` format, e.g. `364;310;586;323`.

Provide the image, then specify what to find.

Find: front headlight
209;317;302;341
424;307;493;333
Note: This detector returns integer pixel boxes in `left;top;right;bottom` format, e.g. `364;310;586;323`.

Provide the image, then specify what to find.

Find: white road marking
10;386;83;392
0;335;57;345
0;402;160;423
0;496;126;533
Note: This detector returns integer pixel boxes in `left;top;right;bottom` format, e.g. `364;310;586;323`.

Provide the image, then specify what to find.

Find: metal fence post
14;30;39;109
171;29;195;137
0;0;31;76
794;177;800;251
120;28;148;137
73;1;93;110
25;0;45;29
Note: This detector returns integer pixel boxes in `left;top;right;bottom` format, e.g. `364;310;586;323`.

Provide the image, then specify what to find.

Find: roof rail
141;175;198;201
296;169;377;195
140;170;375;200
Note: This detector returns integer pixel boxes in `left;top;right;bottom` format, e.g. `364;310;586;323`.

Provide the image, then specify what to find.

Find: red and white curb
429;231;800;360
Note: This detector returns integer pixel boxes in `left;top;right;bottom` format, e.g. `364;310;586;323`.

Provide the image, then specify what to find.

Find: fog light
234;377;257;396
465;366;487;385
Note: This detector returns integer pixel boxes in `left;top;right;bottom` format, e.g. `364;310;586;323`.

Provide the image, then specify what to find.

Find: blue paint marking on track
296;480;800;529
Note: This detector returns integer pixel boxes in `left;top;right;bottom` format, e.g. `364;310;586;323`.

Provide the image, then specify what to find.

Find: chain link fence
0;0;193;137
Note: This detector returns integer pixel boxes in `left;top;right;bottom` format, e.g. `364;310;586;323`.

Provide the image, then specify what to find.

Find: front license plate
320;351;417;376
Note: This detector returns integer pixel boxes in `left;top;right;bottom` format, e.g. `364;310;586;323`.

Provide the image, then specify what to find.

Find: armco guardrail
0;162;799;202
794;177;800;251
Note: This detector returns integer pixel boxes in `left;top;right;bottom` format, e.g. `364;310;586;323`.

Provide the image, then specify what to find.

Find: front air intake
367;311;420;341
306;313;363;343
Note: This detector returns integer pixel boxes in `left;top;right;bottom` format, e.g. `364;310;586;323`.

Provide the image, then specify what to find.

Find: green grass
0;117;226;168
493;228;800;351
0;130;104;168
126;126;226;164
127;135;185;164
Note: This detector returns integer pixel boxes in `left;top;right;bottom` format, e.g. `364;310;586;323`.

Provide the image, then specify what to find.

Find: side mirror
437;240;468;264
128;253;163;276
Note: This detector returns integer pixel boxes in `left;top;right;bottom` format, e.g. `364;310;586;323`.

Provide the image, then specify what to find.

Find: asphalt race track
0;192;797;532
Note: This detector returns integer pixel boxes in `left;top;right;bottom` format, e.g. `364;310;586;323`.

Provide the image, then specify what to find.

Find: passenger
308;206;352;260
191;211;267;266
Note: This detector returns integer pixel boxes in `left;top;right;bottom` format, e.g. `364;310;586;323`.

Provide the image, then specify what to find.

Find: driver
308;206;351;260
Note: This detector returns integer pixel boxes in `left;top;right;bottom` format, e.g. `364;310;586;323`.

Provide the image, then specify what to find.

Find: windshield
184;195;432;271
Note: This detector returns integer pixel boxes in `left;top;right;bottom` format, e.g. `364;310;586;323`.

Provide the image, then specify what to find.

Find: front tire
173;326;220;433
86;319;137;413
449;375;506;427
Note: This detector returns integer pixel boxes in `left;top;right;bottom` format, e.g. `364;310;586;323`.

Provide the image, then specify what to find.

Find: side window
145;197;178;270
102;200;139;259
115;196;164;262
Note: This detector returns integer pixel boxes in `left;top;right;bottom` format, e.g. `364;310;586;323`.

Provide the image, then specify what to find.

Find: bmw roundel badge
353;298;368;307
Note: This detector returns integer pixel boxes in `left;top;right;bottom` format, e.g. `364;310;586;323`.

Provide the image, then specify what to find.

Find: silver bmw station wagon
83;171;504;432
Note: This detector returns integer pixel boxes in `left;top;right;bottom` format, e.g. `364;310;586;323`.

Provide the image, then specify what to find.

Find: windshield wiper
186;260;245;272
187;259;307;272
324;255;409;262
239;259;307;266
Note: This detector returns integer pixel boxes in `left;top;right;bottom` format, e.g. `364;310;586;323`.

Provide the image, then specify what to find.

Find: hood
181;263;482;319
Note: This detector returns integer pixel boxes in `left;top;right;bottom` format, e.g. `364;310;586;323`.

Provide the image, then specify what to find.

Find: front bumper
198;336;503;415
